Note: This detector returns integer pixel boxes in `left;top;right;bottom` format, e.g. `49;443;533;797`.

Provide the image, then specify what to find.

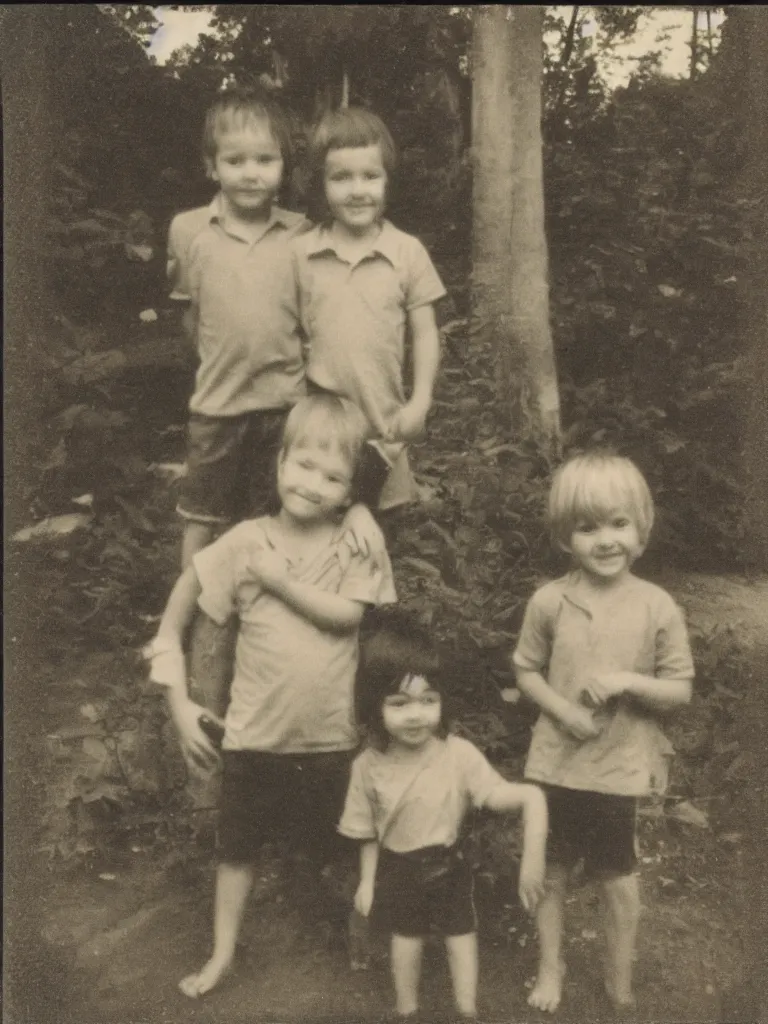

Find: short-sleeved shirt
292;221;446;509
513;571;694;797
338;734;508;852
193;517;397;754
167;196;309;417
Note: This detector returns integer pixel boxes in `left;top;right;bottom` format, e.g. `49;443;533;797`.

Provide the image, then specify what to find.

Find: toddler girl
339;615;547;1022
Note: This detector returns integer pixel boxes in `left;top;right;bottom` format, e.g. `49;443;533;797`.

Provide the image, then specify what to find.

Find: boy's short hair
203;85;293;173
549;450;655;549
280;393;371;475
357;611;448;751
307;107;397;220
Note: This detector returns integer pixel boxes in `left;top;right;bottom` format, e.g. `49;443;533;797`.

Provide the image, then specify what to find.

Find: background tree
471;5;561;454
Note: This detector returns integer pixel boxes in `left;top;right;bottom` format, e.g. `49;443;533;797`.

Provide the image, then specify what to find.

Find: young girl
339;615;547;1022
293;107;446;512
512;451;694;1015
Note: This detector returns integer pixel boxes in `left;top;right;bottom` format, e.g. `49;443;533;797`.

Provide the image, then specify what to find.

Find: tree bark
740;9;768;571
471;5;561;455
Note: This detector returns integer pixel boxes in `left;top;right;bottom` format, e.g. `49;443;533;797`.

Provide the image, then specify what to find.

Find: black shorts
373;845;477;938
542;785;638;878
218;750;354;865
178;409;288;524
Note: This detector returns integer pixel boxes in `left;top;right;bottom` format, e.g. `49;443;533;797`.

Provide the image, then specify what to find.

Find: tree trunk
740;8;768;571
471;5;561;455
689;7;699;79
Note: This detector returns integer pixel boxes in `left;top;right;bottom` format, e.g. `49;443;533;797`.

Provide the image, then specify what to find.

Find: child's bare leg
390;934;424;1016
445;932;479;1017
179;861;254;998
181;521;215;569
601;872;640;1008
528;863;568;1012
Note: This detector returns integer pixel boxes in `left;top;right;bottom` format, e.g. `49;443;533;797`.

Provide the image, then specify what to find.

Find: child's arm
249;549;366;632
581;671;692;713
484;781;548;912
354;840;380;917
387;303;440;443
516;666;604;740
145;566;223;765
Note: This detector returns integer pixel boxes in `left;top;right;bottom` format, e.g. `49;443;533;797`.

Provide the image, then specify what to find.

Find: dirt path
28;573;768;1023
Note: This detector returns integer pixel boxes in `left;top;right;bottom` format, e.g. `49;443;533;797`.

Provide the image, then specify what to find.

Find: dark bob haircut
356;611;449;751
306;106;397;224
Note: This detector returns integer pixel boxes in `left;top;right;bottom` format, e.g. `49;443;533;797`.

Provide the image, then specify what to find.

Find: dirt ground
16;572;766;1024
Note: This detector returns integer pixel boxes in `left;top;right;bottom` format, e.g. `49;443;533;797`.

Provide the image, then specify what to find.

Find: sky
148;6;725;85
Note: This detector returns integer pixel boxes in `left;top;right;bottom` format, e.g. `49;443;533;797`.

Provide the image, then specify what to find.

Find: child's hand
581;672;630;708
518;854;545;914
341;503;386;568
171;697;223;767
354;880;375;918
559;702;603;740
385;399;429;443
248;548;289;592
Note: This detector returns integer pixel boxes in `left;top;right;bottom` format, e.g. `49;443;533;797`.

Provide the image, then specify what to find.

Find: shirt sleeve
655;597;695;680
512;588;555;672
452;737;508;809
337;547;397;608
192;526;245;625
338;753;377;840
404;237;447;311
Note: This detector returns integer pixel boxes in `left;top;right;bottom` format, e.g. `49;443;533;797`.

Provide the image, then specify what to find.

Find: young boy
293;107;446;512
512;451;694;1015
167;86;308;567
147;395;396;998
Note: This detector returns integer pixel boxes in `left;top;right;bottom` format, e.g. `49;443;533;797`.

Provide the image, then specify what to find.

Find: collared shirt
193;516;396;754
513;571;694;796
338;735;507;853
167;196;310;417
292;220;446;509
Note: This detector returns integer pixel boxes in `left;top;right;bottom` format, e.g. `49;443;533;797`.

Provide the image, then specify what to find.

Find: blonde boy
148;395;396;998
512;451;694;1015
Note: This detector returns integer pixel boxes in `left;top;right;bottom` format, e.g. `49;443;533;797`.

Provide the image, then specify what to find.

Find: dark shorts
178;410;288;524
543;785;639;878
373;845;476;938
218;750;354;865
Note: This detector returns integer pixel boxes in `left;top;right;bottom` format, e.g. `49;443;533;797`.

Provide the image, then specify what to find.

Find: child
147;394;397;998
293;107;446;511
167;86;309;567
512;451;694;1015
339;615;547;1022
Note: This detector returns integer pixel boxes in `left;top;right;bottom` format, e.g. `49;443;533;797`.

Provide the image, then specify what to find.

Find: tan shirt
167;197;309;417
292;221;446;509
194;517;396;753
338;735;508;852
513;571;694;796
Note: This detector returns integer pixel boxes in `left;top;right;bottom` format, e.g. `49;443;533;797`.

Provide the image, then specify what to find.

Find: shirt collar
208;193;291;238
306;219;400;267
562;569;639;616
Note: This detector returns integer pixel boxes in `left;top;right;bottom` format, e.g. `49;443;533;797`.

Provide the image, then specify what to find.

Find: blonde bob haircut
279;393;371;475
548;450;655;550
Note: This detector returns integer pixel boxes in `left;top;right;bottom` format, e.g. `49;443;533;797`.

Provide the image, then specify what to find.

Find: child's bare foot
604;982;637;1018
527;961;566;1013
178;956;232;998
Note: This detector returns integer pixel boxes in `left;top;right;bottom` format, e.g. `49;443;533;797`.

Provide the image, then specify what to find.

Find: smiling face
208;118;284;221
565;509;644;584
382;674;442;751
323;144;387;237
276;439;354;525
